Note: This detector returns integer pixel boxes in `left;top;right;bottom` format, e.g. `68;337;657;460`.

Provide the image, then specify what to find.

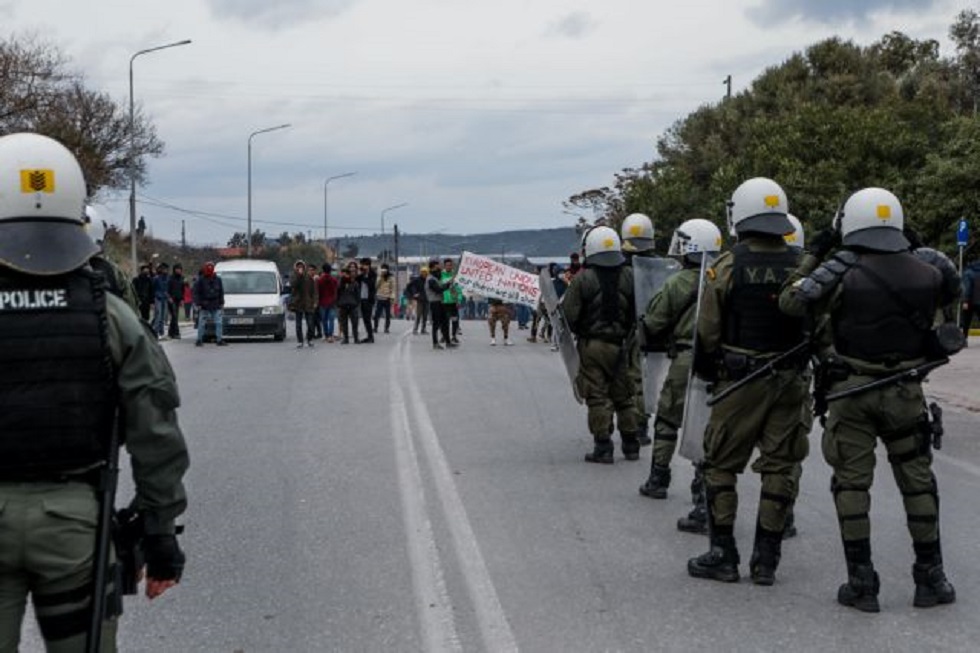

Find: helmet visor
0;219;99;275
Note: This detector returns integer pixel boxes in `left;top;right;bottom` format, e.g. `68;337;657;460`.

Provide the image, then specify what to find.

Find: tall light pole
128;38;191;275
324;172;356;249
380;202;408;237
247;123;291;257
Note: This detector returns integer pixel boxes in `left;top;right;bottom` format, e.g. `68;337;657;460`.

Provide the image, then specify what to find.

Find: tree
0;35;163;196
341;242;359;259
227;232;247;248
566;14;977;255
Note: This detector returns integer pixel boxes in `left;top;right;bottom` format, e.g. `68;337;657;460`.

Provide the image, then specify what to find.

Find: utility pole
181;220;186;250
723;75;732;100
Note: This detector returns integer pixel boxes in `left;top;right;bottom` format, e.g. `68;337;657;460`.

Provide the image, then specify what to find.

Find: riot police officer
84;205;140;314
780;188;960;612
564;226;640;463
0;133;189;650
622;212;657;446
687;178;810;586
639;219;721;503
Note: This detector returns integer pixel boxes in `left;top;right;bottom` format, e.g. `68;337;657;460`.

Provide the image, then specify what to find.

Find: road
20;323;980;652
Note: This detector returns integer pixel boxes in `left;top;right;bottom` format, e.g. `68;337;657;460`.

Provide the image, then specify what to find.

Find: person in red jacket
318;263;339;342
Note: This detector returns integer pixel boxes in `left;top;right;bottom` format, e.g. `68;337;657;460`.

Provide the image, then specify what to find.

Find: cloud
546;12;598;39
204;0;355;29
746;0;939;25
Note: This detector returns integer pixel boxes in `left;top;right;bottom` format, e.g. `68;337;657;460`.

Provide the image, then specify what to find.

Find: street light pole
380;202;408;237
246;123;291;258
128;38;191;275
324;172;356;253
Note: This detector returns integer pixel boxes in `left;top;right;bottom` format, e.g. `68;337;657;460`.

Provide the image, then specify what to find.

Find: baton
706;340;810;407
825;358;949;403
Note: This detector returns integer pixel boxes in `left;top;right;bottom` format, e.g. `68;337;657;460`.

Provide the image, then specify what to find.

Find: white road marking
401;338;520;653
389;343;462;653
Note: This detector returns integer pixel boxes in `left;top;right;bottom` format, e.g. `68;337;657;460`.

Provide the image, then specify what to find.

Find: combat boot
688;535;740;583
584;439;614;464
749;522;782;586
637;418;651;446
837;564;880;613
782;511;798;539
912;564;956;608
621;433;640;461
638;464;671;499
677;504;707;534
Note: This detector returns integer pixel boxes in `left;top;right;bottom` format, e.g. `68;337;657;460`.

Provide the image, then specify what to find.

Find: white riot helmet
84;205;107;248
784;214;804;250
838;187;909;252
668;219;722;262
0;133;95;275
621;213;654;253
726;177;793;238
583;225;624;267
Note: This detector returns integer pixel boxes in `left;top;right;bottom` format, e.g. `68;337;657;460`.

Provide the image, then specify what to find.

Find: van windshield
217;271;278;294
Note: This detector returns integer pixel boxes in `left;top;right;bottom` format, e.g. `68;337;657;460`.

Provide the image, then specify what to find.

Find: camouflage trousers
487;304;511;338
652;350;692;467
702;369;810;535
575;338;639;440
823;377;939;548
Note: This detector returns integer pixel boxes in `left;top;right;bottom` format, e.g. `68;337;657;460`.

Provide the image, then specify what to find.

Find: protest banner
453;251;540;308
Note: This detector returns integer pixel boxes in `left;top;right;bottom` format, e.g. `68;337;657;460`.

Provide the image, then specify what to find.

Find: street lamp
380;202;408;236
247;123;291;257
128;38;191;275
324;172;356;247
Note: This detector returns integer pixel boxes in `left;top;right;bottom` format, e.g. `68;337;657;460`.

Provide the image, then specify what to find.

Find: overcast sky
2;0;964;245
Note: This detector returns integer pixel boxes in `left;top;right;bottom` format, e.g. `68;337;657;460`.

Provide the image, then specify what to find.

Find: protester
308;264;323;340
288;260;317;348
374;263;395;334
358;257;377;344
318;263;339;342
194;261;226;346
182;278;193;320
488;298;514;346
133;263;154;321
337;261;361;344
166;263;185;339
409;267;429;335
152;262;170;339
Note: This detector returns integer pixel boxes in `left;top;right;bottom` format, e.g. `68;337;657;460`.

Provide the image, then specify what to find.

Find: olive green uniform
563;266;639;448
90;255;140;316
642;266;699;467
780;248;959;592
0;293;189;652
697;238;809;547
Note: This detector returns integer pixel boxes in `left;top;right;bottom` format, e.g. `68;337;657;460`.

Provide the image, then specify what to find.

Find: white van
210;259;287;341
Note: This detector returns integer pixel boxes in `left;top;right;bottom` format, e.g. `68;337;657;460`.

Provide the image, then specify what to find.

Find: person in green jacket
639;219;722;510
564;226;640;464
0;132;188;652
441;258;463;344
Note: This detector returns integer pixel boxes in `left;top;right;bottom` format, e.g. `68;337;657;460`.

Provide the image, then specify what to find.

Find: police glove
807;228;838;260
144;534;185;582
904;227;924;250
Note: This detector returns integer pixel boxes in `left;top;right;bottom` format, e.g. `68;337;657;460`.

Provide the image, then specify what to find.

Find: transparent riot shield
633;256;681;413
539;269;583;404
677;253;717;463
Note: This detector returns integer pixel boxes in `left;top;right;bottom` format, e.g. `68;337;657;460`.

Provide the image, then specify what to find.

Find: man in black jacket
357;257;377;343
166;263;185;339
133;264;153;321
193;262;226;346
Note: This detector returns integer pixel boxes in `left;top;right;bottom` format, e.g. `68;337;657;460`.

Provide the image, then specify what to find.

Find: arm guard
793;250;858;303
914;247;961;305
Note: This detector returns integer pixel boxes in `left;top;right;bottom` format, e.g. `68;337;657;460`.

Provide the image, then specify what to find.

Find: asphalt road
19;322;980;652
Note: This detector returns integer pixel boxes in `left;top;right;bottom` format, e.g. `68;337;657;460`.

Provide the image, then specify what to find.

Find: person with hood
288;260;317;348
337;261;362;344
133;264;154;321
194;261;226;346
166;263;185;339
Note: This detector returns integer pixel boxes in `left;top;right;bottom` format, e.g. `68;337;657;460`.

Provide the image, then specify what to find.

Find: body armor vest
0;269;116;478
581;267;633;342
833;252;940;364
724;243;803;352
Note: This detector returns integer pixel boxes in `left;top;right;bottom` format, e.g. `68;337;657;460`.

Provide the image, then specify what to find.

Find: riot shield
677;253;717;463
539;269;583;404
633;256;681;413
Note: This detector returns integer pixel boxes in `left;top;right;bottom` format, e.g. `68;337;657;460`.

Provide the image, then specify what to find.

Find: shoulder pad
798;254;853;302
914;247;955;273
